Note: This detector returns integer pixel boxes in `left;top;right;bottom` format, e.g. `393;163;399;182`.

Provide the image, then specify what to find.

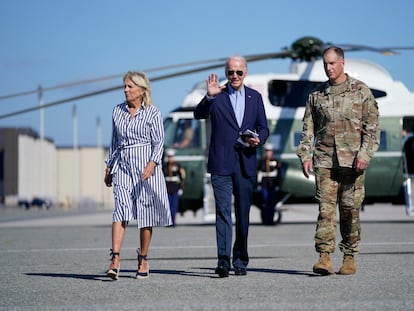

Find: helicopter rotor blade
338;44;414;55
1;36;414;120
0;57;233;101
0;52;294;120
0;61;226;120
0;85;122;120
0;51;295;102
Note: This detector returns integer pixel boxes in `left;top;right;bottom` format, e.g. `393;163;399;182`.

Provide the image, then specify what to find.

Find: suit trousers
211;155;254;269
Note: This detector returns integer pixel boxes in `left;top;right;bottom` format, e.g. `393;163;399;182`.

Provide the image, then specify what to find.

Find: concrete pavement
0;202;412;228
1;203;414;310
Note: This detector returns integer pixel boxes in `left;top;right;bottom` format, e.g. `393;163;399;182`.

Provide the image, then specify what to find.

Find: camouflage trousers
314;167;365;255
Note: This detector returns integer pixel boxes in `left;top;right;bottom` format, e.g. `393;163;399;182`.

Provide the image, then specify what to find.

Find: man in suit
194;55;269;277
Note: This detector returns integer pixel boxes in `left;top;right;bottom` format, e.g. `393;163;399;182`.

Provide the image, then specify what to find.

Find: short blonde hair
123;71;153;107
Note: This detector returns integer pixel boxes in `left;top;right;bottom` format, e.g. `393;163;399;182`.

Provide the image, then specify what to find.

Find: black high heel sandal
106;249;120;280
136;248;149;279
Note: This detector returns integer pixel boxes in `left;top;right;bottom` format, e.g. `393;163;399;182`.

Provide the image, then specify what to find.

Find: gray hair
322;46;345;60
225;54;248;71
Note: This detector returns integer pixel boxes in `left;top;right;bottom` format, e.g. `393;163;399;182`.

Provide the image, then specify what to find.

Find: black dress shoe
215;265;229;278
234;266;247;276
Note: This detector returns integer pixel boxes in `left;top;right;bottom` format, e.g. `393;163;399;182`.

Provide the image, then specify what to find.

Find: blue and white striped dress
106;102;172;228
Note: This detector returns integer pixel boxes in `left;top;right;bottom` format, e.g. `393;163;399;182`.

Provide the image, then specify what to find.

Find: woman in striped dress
104;71;172;280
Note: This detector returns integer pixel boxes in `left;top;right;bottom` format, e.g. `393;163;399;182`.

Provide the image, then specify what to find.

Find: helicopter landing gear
274;208;282;225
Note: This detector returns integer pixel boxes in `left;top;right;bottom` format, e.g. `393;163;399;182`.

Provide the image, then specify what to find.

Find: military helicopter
2;36;414;224
161;37;414;224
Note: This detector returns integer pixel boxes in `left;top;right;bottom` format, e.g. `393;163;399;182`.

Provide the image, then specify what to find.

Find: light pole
73;104;79;208
38;85;44;198
97;116;103;206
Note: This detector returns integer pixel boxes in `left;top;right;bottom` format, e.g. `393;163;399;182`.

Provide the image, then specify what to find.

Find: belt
108;142;150;174
165;176;181;182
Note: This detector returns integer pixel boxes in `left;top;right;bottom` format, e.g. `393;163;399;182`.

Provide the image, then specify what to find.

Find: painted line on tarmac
3;241;414;254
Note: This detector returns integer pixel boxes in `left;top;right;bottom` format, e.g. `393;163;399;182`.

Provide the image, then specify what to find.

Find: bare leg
138;227;152;273
109;221;126;269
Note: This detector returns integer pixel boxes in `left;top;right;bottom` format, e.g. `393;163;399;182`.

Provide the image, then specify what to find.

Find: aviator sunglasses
227;70;244;77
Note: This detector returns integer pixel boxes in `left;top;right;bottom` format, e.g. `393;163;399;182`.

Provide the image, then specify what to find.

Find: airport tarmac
0;201;412;228
1;203;414;310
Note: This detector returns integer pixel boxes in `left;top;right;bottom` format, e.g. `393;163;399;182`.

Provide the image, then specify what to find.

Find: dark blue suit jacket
194;84;269;177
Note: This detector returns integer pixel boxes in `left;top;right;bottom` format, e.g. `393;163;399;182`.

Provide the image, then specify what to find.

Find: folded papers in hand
237;129;258;147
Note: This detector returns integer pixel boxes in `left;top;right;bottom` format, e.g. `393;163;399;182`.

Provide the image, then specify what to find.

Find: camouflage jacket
296;74;380;168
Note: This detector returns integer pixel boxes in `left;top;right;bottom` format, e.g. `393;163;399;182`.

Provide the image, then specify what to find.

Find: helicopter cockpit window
164;118;201;149
268;80;321;107
268;80;387;107
370;89;386;99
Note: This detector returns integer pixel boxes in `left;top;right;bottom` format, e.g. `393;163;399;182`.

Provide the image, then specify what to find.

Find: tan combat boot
313;252;334;275
338;254;356;275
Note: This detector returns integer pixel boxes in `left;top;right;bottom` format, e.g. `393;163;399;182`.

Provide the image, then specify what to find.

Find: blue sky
1;0;413;146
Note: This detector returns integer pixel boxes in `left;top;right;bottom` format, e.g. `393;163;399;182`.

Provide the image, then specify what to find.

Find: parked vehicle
31;198;52;209
18;198;52;210
18;199;30;209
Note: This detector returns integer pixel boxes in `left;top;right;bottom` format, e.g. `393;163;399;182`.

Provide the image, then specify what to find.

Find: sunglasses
227;70;244;77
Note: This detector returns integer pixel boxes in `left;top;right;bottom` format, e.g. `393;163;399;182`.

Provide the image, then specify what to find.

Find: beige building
56;147;113;210
56;146;113;208
0;128;113;208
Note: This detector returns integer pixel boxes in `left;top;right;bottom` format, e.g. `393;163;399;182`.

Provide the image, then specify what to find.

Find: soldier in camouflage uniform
296;46;380;275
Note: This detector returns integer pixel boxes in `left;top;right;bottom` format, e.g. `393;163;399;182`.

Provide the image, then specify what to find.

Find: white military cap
264;143;273;150
166;148;176;156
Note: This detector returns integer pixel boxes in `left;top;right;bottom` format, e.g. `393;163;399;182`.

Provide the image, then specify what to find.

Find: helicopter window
269;81;386;107
166;118;201;149
378;130;386;151
370;89;386;99
293;132;301;148
268;80;322;107
163;118;175;146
